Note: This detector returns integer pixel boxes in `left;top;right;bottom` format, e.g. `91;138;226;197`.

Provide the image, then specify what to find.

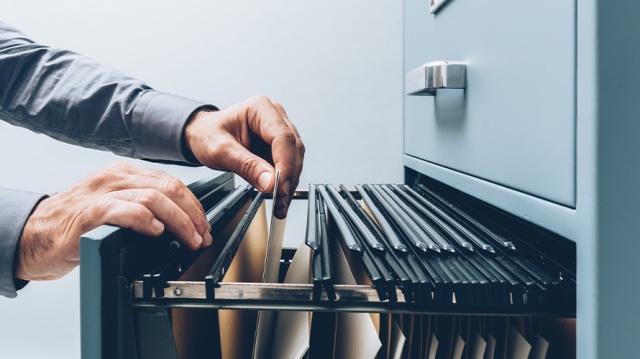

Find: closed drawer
404;0;576;207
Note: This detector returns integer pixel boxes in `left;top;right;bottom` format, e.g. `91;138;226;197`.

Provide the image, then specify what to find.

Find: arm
0;21;303;214
0;20;210;163
0;22;304;296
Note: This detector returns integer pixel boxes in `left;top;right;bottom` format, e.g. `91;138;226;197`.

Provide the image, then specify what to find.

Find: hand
185;95;305;218
14;162;211;281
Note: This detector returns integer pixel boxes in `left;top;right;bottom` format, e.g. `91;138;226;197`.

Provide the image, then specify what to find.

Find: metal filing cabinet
403;0;640;358
404;0;576;206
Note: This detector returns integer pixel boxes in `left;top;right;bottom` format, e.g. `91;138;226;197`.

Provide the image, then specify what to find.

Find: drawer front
404;0;576;207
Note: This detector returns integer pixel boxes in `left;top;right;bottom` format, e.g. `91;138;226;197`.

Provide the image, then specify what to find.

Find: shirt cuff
0;188;47;298
130;91;218;165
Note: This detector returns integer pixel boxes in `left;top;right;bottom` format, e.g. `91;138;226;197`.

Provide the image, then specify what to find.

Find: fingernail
151;219;164;233
193;232;203;246
282;180;291;197
204;232;213;246
258;172;272;192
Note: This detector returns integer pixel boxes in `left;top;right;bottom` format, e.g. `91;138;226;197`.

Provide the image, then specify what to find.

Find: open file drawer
402;1;640;358
80;173;576;358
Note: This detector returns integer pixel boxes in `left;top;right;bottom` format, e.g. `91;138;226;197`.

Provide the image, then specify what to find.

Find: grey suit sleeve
0;21;219;297
0;188;47;298
0;20;216;163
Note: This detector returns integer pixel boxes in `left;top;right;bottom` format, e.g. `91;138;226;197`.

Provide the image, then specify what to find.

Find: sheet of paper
461;316;471;359
389;317;406;359
379;314;392;359
451;334;465;359
529;334;550;359
506;325;532;359
332;240;382;359
427;334;439;359
270;243;312;359
254;170;288;359
172;200;264;359
220;202;269;359
468;331;487;359
338;232;380;335
484;333;496;359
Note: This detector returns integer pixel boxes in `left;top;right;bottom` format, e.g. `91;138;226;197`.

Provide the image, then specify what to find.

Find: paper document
389;318;406;359
468;331;487;359
331;241;382;359
529;334;550;359
484;333;496;359
270;243;312;359
427;334;439;359
253;170;288;359
506;325;532;359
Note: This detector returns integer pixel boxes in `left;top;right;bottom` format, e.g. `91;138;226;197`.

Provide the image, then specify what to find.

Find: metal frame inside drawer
130;280;574;317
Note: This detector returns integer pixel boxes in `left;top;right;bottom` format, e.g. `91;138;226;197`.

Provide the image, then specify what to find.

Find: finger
106;162;208;220
264;100;304;218
109;189;212;249
100;164;210;235
270;101;305;196
243;97;299;216
76;197;166;239
211;135;276;192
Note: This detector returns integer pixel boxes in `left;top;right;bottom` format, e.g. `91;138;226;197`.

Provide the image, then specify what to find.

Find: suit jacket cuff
131;91;218;165
0;188;47;298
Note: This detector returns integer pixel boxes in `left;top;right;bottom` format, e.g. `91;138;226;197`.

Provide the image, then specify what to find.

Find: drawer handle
405;60;466;96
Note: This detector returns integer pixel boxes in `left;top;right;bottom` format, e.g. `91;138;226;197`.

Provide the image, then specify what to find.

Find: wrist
14;196;58;281
183;105;219;164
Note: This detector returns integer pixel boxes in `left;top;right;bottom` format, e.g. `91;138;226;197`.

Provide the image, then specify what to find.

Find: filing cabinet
404;0;576;207
403;0;640;358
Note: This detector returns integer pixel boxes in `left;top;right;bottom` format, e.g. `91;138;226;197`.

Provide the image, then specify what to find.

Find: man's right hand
14;162;211;281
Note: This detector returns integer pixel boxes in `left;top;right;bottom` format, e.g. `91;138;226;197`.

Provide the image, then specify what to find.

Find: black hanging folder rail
131;178;576;317
205;190;265;299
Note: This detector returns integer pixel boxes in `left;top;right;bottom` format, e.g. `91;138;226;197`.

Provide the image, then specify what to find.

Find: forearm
0;21;212;163
0;188;47;298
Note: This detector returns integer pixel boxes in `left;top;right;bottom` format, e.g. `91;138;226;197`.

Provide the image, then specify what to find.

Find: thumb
220;141;275;192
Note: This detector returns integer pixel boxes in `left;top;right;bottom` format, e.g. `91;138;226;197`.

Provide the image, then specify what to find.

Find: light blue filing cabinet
403;0;640;358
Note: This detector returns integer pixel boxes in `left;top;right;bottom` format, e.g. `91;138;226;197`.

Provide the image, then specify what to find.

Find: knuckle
136;205;155;224
280;131;297;146
87;198;112;219
239;157;259;179
271;100;284;111
148;167;167;177
138;188;161;205
164;208;178;224
161;176;183;197
296;140;306;156
86;169;120;188
253;94;270;103
130;202;149;221
85;170;106;184
194;215;208;231
175;212;192;230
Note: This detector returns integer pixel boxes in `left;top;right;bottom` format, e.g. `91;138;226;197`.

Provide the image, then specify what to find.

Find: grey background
0;1;403;357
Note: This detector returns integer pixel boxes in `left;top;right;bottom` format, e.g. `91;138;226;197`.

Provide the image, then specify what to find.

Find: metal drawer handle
405;60;466;96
